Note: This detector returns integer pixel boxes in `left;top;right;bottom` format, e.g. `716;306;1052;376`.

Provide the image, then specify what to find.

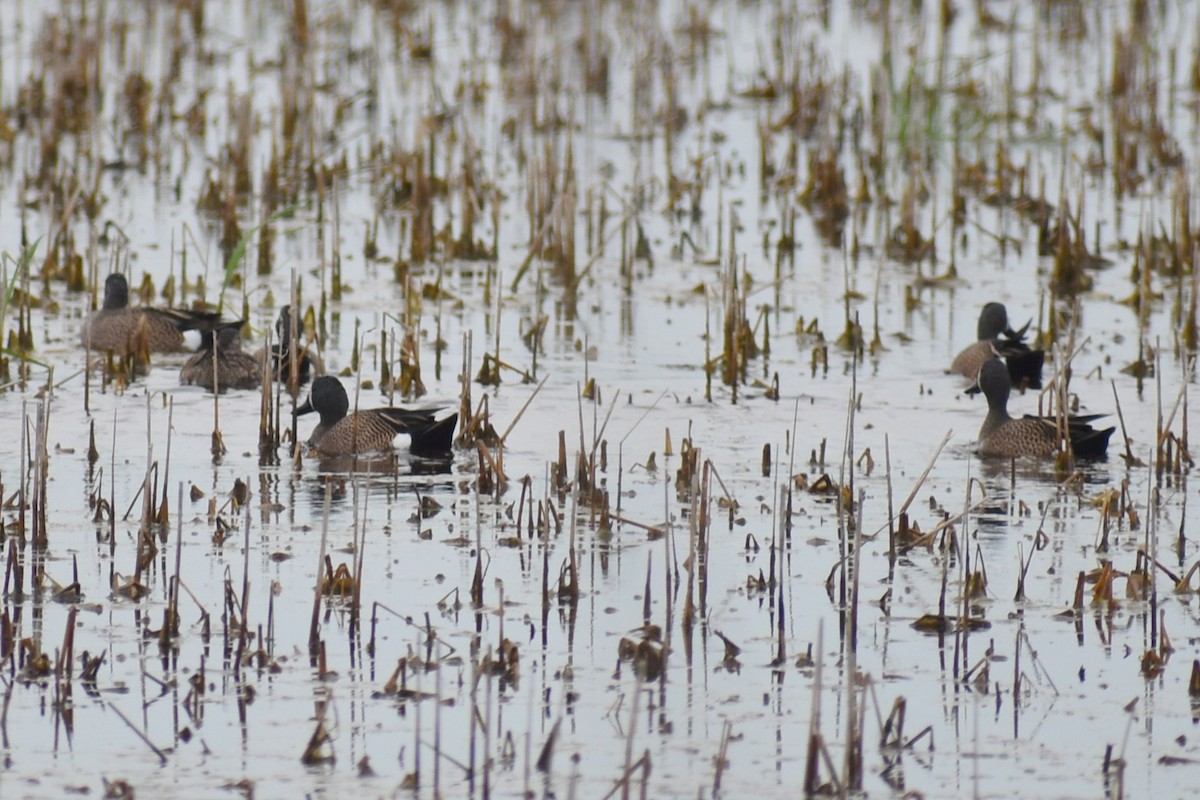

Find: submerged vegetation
0;1;1196;798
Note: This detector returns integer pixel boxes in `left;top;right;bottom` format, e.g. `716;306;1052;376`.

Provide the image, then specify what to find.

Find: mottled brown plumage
180;323;261;392
81;273;220;355
977;358;1113;459
951;339;1000;384
951;302;1044;392
295;376;456;457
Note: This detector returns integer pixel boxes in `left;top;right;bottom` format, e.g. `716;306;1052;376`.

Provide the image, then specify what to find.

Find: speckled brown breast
978;417;1060;458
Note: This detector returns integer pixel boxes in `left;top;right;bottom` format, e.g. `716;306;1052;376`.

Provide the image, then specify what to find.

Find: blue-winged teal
295;376;456;457
81;273;220;355
180;322;262;392
977;358;1113;458
951;302;1044;392
254;305;320;384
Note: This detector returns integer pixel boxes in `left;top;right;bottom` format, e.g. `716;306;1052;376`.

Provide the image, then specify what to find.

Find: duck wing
1021;413;1114;459
378;408;457;456
145;307;226;333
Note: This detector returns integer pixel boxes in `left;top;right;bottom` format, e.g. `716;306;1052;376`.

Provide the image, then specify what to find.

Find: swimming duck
294;376;456;457
81;273;220;355
977;358;1113;459
951;302;1044;393
180;321;262;392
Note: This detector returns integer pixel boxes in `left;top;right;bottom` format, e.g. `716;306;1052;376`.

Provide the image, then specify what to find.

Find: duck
977;358;1113;459
180;321;261;392
294;376;456;457
81;273;220;355
255;305;320;385
951;302;1044;393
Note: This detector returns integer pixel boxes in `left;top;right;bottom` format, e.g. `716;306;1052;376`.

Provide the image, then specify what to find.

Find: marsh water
0;1;1197;798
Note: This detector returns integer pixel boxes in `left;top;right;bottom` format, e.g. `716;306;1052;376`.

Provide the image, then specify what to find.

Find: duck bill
294;396;316;416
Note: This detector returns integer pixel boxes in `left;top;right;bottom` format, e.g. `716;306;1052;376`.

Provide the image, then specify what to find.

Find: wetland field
0;1;1197;798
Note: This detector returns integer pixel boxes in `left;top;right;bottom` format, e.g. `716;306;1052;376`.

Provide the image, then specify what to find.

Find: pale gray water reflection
0;1;1197;799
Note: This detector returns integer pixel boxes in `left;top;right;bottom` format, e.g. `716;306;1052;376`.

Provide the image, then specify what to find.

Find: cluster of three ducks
950;302;1114;459
81;273;457;458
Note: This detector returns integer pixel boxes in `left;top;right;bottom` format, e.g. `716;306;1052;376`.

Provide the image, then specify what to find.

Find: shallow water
0;1;1197;798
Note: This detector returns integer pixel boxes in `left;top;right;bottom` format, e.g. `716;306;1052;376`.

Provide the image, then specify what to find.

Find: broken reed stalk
712;719;733;792
1109;380;1138;464
170;482;184;640
783;396;801;539
482;642;494;799
211;326;220;396
1152;344;1164;477
696;459;711;620
1152;367;1191;475
775;481;787;664
309;481;332;655
864;429;953;541
434;655;444;795
493;267;503;380
843;483;865;790
840;324;859;645
563;492;579;603
287;280;304;452
107;701;168;764
616;389;668;515
31;398;51;550
587;388;620;481
803;621;825;794
134;395;156;585
574;384;591;498
934;503;954;636
1015;499;1055;601
1145;456;1158;648
620;675;644;800
55;604;78;681
159;398;174;525
722;254;741;398
17;401;27;551
351;477;369;634
497;371;550;475
84;302;92;413
211;352;225;456
885;434;895;578
681;446;699;631
953;458;973;681
471;480;485;607
109;410;117;551
237;477;252;673
466;629;478;797
661;457;675;657
457;330;473;446
288;272;302;396
1181;355;1192;460
434;262;445;382
704;292;713;402
258;328;275;455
